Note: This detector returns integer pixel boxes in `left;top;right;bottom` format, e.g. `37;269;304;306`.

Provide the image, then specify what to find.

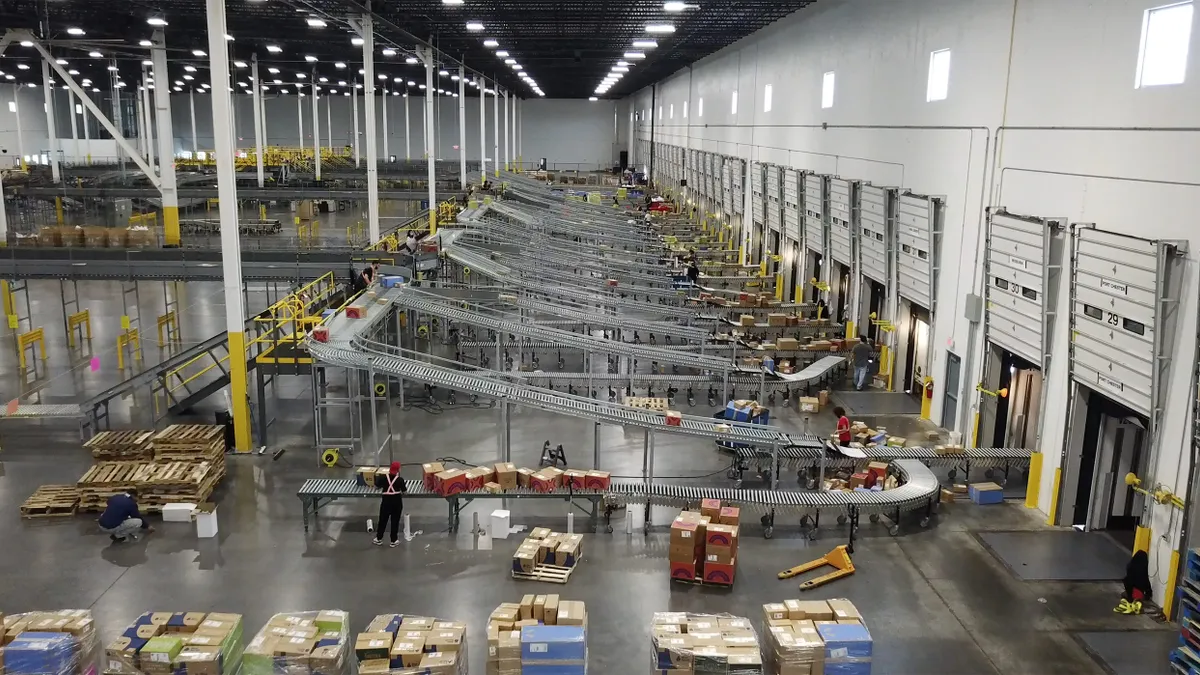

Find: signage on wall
1100;278;1128;295
1097;373;1124;392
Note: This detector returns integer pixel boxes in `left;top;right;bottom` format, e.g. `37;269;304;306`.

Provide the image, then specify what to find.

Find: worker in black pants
373;461;407;548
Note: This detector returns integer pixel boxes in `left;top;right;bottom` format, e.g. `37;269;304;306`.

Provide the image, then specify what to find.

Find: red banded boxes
434;470;469;496
583;471;611;490
703;523;739;585
563;470;588;490
668;511;709;581
464;466;495;491
421;463;444;490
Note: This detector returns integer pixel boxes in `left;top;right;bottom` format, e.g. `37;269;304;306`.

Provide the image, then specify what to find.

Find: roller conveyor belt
508;297;710;341
728;443;1032;468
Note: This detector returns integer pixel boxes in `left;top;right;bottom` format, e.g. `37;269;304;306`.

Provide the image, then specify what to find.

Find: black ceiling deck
0;0;815;99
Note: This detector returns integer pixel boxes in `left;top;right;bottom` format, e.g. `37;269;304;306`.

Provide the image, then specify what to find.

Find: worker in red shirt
833;406;852;447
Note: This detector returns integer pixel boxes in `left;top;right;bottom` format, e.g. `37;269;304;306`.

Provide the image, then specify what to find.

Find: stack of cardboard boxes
418;463;610;496
651;612;763;674
761;599;872;675
2;610;99;675
105;612;244;675
512;527;584;573
353;614;467;675
668;501;741;585
243;611;348;675
486;598;588;674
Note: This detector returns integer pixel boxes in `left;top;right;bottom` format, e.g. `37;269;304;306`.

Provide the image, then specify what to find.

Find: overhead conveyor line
506;297;711;341
389;286;729;370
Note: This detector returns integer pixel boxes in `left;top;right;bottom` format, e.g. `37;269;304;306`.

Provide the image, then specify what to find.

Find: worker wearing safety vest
373;461;408;548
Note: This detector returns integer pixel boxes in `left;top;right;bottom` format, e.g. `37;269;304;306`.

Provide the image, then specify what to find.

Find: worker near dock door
373;462;408;548
98;488;154;543
852;335;872;391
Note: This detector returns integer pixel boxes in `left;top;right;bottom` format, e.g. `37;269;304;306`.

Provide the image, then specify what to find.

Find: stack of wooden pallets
77;460;219;513
150;424;227;480
83;429;155;461
20;485;81;518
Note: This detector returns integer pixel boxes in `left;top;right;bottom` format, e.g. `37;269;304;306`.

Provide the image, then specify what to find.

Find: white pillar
0;170;6;241
251;56;265;187
189;90;198;156
503;90;509;172
517;97;521;167
81;89;91;165
352;79;360;167
151;29;180;246
42;61;60;182
296;90;303;149
12;87;23;169
421;92;427;158
404;93;410;160
381;87;389;163
312;83;321;181
142;67;155;170
478;77;487;180
492;85;499;178
134;78;146;159
361;15;380;243
424;48;435;231
325;95;331;153
67;87;79;165
205;0;252;451
458;67;466;189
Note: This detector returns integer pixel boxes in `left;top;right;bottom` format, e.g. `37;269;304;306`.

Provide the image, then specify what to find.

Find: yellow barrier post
163;205;180;247
156;311;179;348
117;328;142;370
17;327;46;379
1024;452;1043;508
55;197;64;225
67;309;92;349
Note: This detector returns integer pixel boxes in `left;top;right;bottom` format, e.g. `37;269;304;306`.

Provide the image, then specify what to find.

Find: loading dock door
896;192;942;313
803;174;829;294
1068;226;1180;418
766;164;782;239
783;168;801;244
858;185;893;288
984;209;1066;368
750;161;765;230
829;178;857;268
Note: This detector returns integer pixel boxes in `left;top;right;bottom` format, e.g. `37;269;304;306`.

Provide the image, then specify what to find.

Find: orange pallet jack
777;545;855;591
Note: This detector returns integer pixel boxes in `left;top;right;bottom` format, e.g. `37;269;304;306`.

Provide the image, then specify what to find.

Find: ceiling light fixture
268;67;279;74
266;45;282;53
407;80;415;86
378;73;386;80
612;66;629;72
67;27;85;35
442;0;464;4
439;69;449;76
183;74;193;80
141;59;152;66
273;79;282;84
225;34;234;40
88;51;102;58
646;24;676;33
484;39;499;47
405;57;418;64
68;69;79;75
358;68;365;74
234;61;248;68
496;50;509;58
306;17;327;27
146;17;168;26
305;55;318;62
184;65;197;72
382;48;396;56
504;58;516;64
352;37;364;46
17;64;30;70
466;22;485;31
624;51;646;59
56;58;68;65
663;1;689;10
192;49;206;56
297;73;307;79
319;77;328;82
173;86;182;91
338;80;346;85
139;39;152;46
335;61;347;69
632;40;658;48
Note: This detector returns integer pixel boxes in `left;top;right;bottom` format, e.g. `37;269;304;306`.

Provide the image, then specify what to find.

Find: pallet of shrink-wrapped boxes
761;598;872;674
103;611;244;675
243;611;349;675
485;597;588;674
1;609;100;675
511;526;584;583
354;613;467;675
651;611;763;673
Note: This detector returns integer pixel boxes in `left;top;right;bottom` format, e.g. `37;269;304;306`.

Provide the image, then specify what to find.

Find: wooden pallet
20;485;81;518
83;429;155;460
150;425;225;461
512;563;576;584
77;460;222;512
670;575;734;588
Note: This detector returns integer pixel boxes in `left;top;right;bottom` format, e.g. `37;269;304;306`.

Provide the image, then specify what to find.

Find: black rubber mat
978;531;1131;581
1075;630;1177;674
833;391;923;416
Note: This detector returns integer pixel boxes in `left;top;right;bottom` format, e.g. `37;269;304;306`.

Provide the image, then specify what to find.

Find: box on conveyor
968;482;1004;505
357;614;467;675
762;599;869;675
486;600;586;675
2;610;98;675
243;611;348;675
104;612;244;675
651;611;763;674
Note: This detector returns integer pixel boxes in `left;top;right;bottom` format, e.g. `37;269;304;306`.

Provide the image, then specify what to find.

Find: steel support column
0;171;6;243
479;77;487;180
296;91;303;151
492;84;499;178
67;87;80;165
423;48;436;234
151;30;181;246
41;60;60;183
358;15;380;242
458;66;466;189
251;56;265;188
404;92;410;160
311;81;321;181
189;90;198;157
381;85;389;163
352;78;360;167
206;0;252;452
11;87;25;170
503;90;509;171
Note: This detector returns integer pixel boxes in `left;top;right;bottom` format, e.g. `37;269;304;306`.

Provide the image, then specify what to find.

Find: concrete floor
0;281;1175;674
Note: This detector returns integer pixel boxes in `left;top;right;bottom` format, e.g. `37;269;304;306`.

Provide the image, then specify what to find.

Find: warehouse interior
0;0;1197;673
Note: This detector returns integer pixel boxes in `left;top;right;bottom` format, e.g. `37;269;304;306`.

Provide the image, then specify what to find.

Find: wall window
1136;1;1193;88
731;90;738;115
7;101;15;113
669;103;674;119
683;101;688;118
658;105;662;119
698;97;703;117
821;71;835;108
75;104;83;115
926;49;951;101
764;84;773;112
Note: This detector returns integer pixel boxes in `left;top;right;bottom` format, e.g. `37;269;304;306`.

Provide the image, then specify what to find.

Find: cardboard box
556;602;587;627
273;636;315;658
399;617;433;631
465;466;495;490
422;462;445;490
355;632;394;661
849;472;870;489
434;469;469;496
387;637;425;668
935;443;966;455
528;470;557;493
799;396;820;412
493;462;518;489
519;595;536;621
358;659;390;675
584;470;611;490
562;470;588;489
426;627;463;653
790;600;833;621
767;313;789;327
969;482;1005;505
665;410;682;426
718;506;740;526
313;611;346;633
512;545;538;574
308;646;342;675
827;599;862;622
543;596;560;626
529;527;552;540
705;523;738;549
866;462;889;481
702;559;736;585
555;539;581;567
517;467;536;487
176;647;222;675
670;559;700;581
776;337;799;350
670;519;702;562
700;499;722;520
484;481;503;494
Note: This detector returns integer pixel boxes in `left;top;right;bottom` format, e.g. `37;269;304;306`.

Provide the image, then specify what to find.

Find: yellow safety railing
67;309;92;348
129;212;158;227
17;327;46;375
117;328;142;370
156;311;180;348
174;145;354;170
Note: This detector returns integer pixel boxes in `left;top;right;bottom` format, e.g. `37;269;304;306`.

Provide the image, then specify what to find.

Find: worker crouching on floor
373;461;408;548
98;488;154;543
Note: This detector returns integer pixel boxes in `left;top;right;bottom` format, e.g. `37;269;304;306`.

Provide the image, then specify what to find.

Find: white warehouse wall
627;0;1200;604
